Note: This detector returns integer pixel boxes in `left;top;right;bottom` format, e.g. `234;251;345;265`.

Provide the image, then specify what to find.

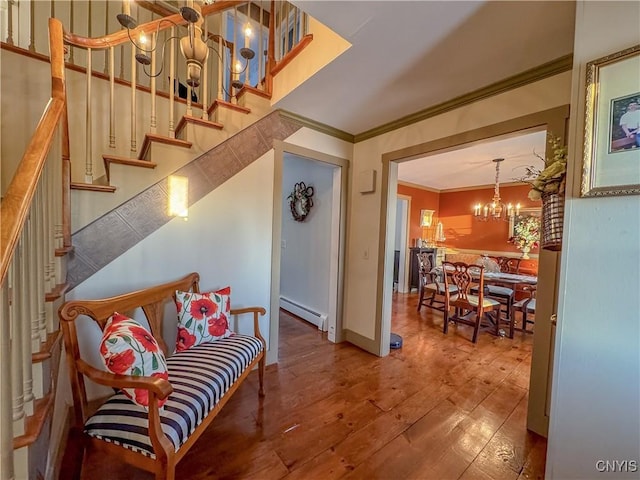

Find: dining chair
512;285;536;333
417;252;457;313
472;255;516;323
441;261;503;343
493;256;522;274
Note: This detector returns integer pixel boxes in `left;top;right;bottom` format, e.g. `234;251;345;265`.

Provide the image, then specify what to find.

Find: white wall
547;2;640;478
280;153;335;321
65;153;275;398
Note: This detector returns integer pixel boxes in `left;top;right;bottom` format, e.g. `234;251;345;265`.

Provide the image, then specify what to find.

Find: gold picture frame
581;44;640;197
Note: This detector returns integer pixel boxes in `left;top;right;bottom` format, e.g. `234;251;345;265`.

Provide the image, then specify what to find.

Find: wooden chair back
442;261;486;311
417;252;437;285
493;256;521;274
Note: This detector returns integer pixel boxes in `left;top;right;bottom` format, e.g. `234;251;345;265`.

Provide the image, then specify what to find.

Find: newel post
49;18;72;250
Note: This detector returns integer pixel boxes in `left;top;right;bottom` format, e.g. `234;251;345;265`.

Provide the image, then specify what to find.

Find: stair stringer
67;110;302;290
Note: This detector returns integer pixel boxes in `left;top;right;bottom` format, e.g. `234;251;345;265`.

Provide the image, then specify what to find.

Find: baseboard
279;296;328;330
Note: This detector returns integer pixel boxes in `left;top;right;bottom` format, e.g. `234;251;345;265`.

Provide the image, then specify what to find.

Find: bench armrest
76;359;173;399
230;306;267;347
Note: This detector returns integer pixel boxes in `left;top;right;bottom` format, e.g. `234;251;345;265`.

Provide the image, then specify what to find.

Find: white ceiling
398;129;547;190
280;1;575;189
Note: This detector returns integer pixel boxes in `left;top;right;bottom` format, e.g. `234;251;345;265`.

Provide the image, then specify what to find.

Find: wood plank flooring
77;292;546;479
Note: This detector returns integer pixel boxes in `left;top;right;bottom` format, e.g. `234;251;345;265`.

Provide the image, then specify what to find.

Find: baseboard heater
280;296;328;330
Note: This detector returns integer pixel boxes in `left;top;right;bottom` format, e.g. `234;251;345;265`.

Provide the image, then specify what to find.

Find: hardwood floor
78;292;546;479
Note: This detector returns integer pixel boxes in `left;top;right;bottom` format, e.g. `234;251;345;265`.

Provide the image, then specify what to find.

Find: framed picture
581;45;640;197
508;207;541;239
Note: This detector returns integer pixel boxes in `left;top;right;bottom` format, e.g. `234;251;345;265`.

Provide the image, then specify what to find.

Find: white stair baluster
150;32;157;133
85;47;93;183
109;46;115;148
8;261;25;437
130;43;137;154
0;279;15;480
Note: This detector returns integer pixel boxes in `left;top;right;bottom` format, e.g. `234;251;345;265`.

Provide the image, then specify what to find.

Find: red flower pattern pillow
174;287;233;352
99;312;169;408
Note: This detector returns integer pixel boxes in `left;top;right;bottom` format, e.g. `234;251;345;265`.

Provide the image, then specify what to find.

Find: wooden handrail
63;1;244;50
0;98;64;284
0;18;68;284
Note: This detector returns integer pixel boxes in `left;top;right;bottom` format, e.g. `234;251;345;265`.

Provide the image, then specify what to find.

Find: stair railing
3;0;308;188
0;18;68;480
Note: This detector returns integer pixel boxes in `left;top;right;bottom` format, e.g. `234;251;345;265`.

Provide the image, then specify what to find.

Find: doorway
379;106;569;436
269;141;349;364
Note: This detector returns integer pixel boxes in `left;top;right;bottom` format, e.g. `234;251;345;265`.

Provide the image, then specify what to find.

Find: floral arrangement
509;216;541;250
520;132;568;201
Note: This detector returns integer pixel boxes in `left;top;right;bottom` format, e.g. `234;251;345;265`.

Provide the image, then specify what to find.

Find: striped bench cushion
84;334;263;458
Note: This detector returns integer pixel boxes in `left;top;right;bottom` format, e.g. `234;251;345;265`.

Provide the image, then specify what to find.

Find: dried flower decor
520;132;568;201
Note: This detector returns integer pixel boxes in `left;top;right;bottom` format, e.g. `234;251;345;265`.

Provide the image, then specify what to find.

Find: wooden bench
59;272;266;480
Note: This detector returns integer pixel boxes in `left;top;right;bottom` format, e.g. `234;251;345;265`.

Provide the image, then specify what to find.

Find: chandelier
117;1;254;90
473;158;521;221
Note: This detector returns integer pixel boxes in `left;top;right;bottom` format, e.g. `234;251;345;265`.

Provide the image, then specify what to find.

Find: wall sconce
168;175;189;220
420;209;435;227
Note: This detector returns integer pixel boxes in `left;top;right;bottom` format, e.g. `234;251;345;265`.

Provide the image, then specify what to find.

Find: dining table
431;266;538;337
482;271;538;287
431;267;538;287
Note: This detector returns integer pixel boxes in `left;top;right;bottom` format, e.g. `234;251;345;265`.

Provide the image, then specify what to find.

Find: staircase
68;109;301;289
0;1;313;477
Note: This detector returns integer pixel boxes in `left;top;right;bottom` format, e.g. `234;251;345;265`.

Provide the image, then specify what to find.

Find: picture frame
508;207;541;239
581;44;640;197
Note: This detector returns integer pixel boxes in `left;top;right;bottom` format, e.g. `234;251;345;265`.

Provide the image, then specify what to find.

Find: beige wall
271;16;351;105
343;71;572;342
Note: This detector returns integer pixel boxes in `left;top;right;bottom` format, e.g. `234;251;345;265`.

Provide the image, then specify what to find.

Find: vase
541;192;564;251
521;246;530;259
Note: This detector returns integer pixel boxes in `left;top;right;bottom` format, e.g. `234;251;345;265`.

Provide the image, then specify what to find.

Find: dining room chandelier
117;0;254;89
473;158;521;221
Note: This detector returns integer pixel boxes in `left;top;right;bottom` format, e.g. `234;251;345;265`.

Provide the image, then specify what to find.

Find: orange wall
397;184;439;245
398;184;540;273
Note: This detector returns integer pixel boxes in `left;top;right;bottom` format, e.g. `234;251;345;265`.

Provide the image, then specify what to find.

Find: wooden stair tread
175;115;224;137
13;393;55;450
45;283;70;303
207;99;251;117
55;245;74;257
32;330;62;363
103;154;157;182
102;154;157;168
70;182;116;193
236;84;272;101
139;133;192;160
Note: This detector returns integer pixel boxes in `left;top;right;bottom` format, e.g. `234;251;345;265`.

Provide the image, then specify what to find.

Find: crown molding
354;54;573;143
397;181;440;193
277;109;355;143
441;181;527;193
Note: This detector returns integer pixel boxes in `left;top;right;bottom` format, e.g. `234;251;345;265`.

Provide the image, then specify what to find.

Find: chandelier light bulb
139;32;148;45
244;25;252;38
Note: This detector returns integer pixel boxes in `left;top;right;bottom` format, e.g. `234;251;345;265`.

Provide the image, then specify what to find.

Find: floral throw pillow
174;287;233;352
99;312;169;409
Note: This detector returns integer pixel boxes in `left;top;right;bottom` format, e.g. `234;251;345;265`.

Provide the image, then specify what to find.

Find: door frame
396;195;411;293
270;140;349;364
378;105;570;436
